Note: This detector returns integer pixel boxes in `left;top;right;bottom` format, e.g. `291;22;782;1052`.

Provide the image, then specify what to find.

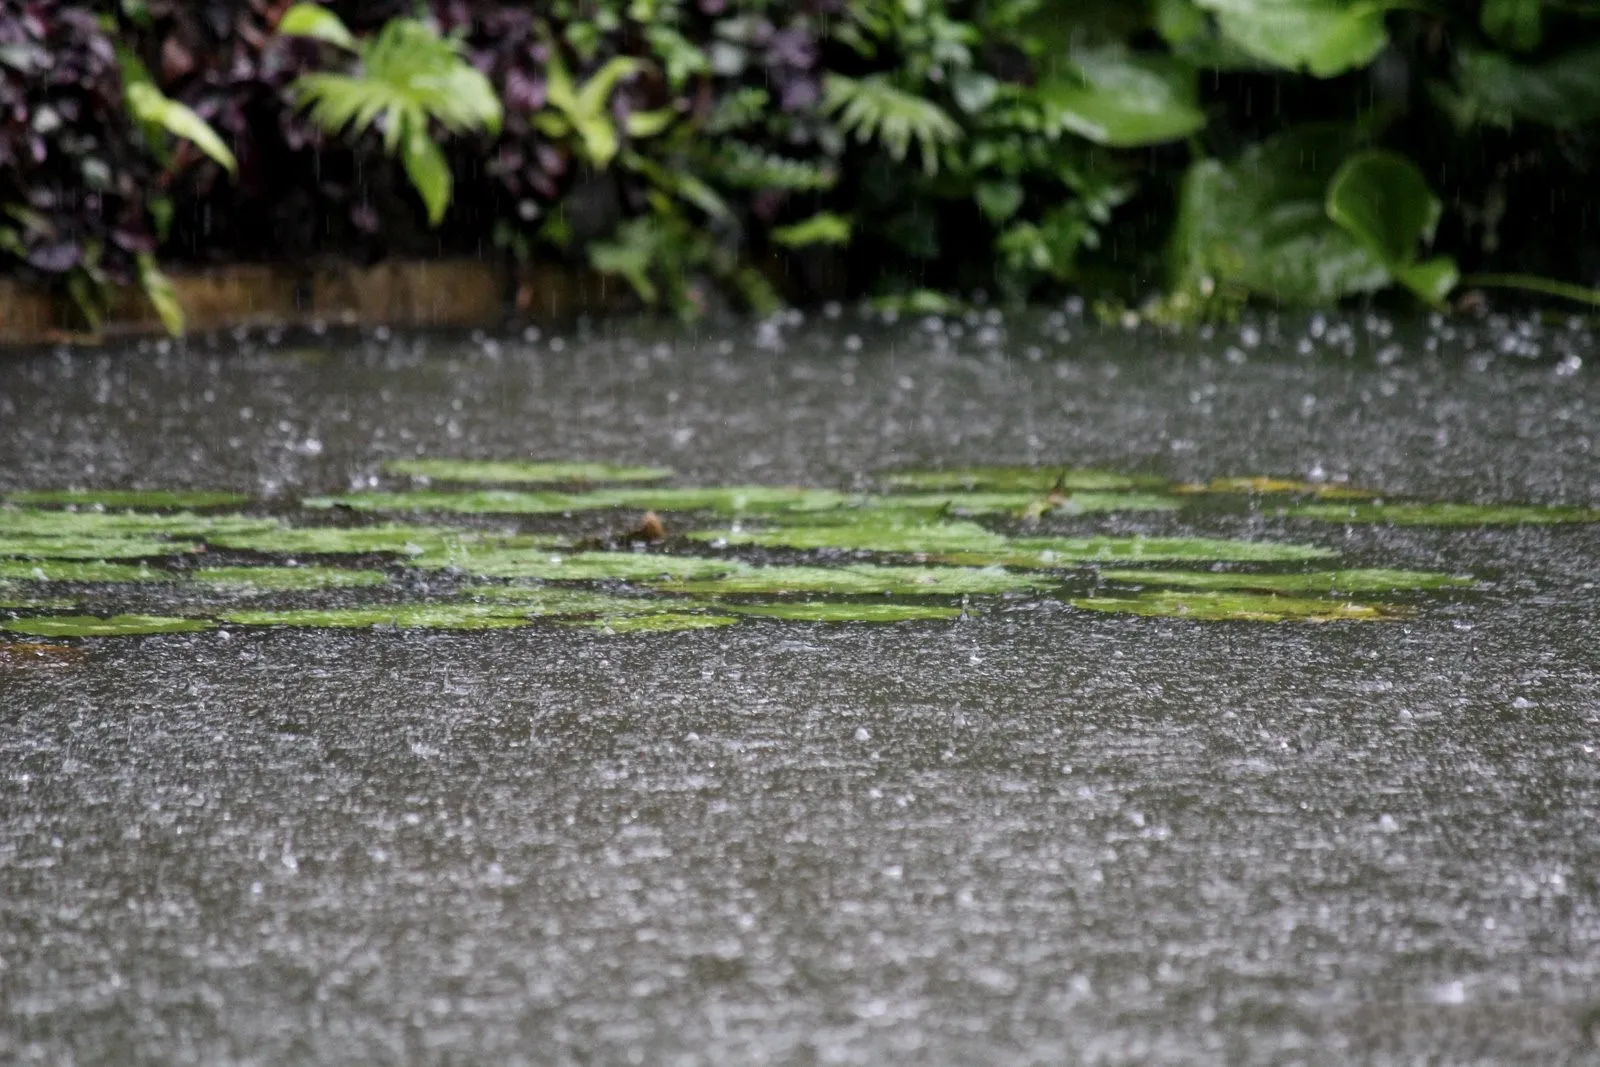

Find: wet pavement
2;309;1599;1064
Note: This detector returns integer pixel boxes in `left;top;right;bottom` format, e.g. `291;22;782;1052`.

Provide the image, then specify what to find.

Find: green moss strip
221;605;538;630
694;519;1010;554
0;536;200;560
3;614;217;637
650;562;1051;595
1097;567;1474;594
727;601;963;622
192;566;389;591
4;490;250;509
1071;591;1396;622
386;459;674;484
883;467;1168;492
1285;502;1600;525
0;560;172;582
995;535;1335;564
562;612;741;634
305;486;850;515
857;491;1180;516
415;549;745;581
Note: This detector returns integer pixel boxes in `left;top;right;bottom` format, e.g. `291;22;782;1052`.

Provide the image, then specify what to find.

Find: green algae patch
856;491;1180;517
1097;567;1474;595
606;486;851;514
563;612;741;634
419;549;746;582
728;601;964;623
945;535;1338;566
0;560;172;582
386;459;674;484
207;523;560;557
221;605;537;630
1171;477;1374;499
651;562;1052;596
3;614;217;637
1284;502;1600;526
306;486;849;516
0;509;281;540
4;489;250;509
883;467;1167;492
192;566;389;591
464;585;699;616
1071;591;1395;623
693;519;1009;554
0;596;76;610
0;535;201;560
305;490;582;514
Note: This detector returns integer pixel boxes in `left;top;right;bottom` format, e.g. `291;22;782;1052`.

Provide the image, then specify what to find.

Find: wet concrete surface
1;309;1598;1064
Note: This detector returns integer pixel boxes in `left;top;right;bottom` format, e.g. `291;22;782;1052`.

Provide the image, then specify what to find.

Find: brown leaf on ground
630;511;666;543
0;642;87;667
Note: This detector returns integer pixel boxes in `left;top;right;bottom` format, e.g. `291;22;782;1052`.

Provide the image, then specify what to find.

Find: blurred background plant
3;0;1599;334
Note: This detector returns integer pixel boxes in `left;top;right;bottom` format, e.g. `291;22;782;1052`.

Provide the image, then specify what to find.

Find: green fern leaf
822;74;961;175
285;14;501;226
701;143;838;191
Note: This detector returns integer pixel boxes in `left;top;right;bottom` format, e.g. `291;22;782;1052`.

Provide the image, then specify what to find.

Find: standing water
1;310;1598;1064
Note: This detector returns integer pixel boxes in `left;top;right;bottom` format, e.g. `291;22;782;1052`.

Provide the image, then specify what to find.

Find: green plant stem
1461;273;1600;308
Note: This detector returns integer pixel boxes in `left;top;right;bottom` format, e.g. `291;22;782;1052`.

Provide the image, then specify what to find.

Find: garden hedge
3;0;1599;331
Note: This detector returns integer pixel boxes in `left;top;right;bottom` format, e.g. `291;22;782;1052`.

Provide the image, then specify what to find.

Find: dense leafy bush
3;0;1600;331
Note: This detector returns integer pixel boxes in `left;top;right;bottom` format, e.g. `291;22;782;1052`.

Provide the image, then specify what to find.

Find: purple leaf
27;241;80;272
505;68;545;112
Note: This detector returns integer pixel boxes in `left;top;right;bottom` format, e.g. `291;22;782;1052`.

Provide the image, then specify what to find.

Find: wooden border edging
0;259;634;346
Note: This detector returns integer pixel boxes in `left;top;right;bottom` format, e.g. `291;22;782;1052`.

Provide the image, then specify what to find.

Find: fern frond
822;74;961;175
701;142;838;191
705;88;771;135
359;19;501;136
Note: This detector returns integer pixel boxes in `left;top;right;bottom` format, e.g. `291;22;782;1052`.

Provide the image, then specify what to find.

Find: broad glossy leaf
137;254;185;337
1325;150;1457;304
1481;0;1543;51
1193;0;1397;77
1396;257;1460;306
1452;43;1600;129
1037;48;1205;147
401;125;451;226
124;83;238;175
276;3;358;49
1325;150;1440;267
1170;124;1390;303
